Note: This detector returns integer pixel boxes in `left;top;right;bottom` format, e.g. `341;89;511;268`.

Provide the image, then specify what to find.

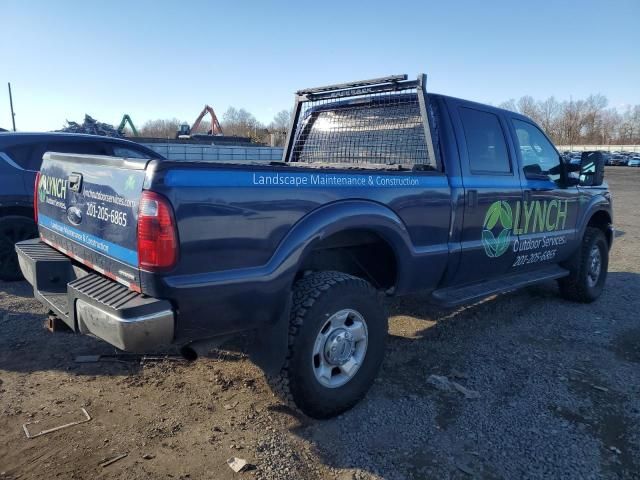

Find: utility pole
8;82;16;131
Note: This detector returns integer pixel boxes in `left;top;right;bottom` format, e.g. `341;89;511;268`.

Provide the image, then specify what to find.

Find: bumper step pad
70;273;175;352
16;239;175;352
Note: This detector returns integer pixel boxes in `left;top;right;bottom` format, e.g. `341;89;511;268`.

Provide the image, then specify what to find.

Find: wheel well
297;229;397;291
0;206;34;220
587;210;612;247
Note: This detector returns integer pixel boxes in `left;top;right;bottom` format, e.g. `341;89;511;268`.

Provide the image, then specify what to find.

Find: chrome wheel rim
312;309;368;388
587;245;602;288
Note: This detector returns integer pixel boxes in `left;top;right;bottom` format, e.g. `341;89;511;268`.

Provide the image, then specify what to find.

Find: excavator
117;114;139;136
177;105;223;139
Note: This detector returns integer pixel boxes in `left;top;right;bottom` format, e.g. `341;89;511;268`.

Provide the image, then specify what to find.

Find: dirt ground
1;167;639;480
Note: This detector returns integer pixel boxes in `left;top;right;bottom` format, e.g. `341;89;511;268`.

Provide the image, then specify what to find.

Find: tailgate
37;152;148;290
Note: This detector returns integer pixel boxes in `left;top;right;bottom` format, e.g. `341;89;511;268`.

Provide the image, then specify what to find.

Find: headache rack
282;74;437;169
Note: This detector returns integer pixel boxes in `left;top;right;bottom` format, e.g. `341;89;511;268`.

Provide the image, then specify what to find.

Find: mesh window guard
285;75;436;168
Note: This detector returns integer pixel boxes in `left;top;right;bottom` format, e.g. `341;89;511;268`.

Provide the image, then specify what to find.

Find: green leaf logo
481;201;513;258
38;174;48;201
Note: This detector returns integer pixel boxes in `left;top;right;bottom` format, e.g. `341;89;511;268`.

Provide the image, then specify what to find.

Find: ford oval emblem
67;206;83;225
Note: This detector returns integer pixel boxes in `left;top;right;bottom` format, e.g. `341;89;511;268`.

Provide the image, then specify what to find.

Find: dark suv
0;132;164;280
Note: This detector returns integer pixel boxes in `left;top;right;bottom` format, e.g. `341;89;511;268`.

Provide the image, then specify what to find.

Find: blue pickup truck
0;132;163;280
16;75;613;418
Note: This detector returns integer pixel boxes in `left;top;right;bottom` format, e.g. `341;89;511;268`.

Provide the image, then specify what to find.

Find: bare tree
268;109;292;147
517;96;540;123
538;97;561;140
498;99;517;112
139;118;183;138
221;107;267;143
269;110;291;132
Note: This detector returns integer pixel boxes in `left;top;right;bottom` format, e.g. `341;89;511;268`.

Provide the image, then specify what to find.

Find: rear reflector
137;191;178;270
34;171;41;223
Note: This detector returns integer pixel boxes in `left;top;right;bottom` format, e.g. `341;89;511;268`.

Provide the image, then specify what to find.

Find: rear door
37;151;148;289
447;100;523;285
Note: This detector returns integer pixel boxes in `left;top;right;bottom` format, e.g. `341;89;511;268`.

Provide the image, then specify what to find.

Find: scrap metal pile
59;115;124;137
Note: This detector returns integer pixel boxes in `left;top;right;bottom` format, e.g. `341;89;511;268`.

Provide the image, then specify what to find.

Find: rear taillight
137;191;178;270
34;171;41;223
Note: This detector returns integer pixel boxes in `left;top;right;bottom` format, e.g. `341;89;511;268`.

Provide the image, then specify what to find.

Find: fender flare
268;199;416;293
576;196;612;241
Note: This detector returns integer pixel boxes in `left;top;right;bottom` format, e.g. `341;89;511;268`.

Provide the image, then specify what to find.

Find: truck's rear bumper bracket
16;239;174;352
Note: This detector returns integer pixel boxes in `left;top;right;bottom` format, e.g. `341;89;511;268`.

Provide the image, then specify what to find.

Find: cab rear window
47;141;110;156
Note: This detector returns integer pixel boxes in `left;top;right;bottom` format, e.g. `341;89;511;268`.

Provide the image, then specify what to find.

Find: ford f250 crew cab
16;74;613;418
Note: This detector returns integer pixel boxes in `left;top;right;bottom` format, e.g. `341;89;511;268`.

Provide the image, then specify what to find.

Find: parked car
0;132;164;281
16;75;612;418
600;152;612;165
610;154;627;166
569;153;583;165
628;158;640;167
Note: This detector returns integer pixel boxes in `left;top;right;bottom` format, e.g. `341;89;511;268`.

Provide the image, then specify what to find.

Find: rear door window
459;107;511;174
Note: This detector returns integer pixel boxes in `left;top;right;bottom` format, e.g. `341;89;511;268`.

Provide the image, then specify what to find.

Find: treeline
498;96;640;145
137;108;291;146
135;95;640;147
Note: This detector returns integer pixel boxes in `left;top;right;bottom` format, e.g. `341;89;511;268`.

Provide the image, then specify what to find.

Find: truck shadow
0;281;186;377
0;280;149;377
283;270;640;478
0;279;37;298
0;303;144;377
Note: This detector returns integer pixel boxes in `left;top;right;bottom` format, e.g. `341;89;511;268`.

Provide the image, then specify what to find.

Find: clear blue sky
2;0;638;132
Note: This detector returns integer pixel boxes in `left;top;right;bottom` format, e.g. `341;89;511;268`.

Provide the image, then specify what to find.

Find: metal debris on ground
59;115;124;137
142;454;155;460
451;381;481;400
23;408;91;439
450;369;469;379
99;453;128;468
456;462;476;476
224;401;239;410
427;374;480;399
426;374;453;391
74;353;185;364
140;355;187;365
227;457;251;473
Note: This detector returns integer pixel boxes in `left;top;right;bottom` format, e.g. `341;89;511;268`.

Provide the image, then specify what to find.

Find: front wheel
558;227;609;303
271;271;387;419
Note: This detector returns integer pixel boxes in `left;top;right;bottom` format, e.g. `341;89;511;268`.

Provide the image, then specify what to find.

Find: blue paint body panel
32;95;613;344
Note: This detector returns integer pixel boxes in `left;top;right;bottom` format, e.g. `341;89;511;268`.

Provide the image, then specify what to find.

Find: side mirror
580;151;605;186
523;163;549;181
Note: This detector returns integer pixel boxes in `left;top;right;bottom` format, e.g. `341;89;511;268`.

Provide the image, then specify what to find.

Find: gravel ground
1;167;639;480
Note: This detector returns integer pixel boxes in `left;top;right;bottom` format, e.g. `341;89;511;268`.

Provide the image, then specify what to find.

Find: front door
508;118;580;269
448;101;523;285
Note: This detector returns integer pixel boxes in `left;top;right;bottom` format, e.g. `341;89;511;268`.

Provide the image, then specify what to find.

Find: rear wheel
558;227;608;303
0;216;38;281
271;271;387;419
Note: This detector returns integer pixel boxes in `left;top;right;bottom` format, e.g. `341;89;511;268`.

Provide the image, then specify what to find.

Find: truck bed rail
296;74;409;96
